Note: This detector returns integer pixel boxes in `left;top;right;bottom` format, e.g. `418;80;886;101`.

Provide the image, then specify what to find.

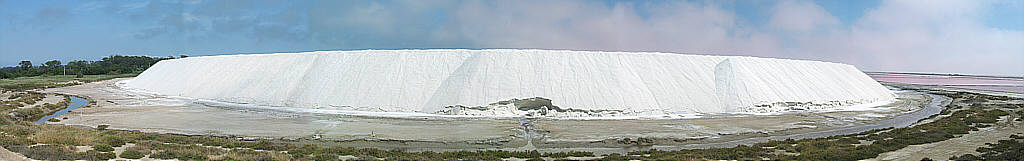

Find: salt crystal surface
125;49;894;116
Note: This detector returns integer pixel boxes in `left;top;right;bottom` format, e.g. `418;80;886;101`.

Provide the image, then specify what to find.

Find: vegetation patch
7;144;96;160
30;125;98;146
1;55;173;82
0;74;139;90
950;134;1024;160
624;92;1016;160
95;151;116;160
92;144;114;152
120;149;148;159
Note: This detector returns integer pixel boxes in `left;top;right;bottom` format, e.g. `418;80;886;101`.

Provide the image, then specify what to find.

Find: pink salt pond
868;72;1024;93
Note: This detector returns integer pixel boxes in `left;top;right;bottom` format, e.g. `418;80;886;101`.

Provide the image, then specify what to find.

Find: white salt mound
125;49;894;116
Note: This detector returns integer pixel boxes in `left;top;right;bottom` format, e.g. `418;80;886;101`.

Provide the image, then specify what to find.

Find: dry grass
30;125;97;146
13;144;84;160
221;149;291;161
0;125;35;137
0;92;43;110
147;142;224;160
0;74;137;90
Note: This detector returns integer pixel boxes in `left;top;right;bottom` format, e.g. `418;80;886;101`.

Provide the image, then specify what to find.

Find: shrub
144;143;219;160
31;126;96;146
15;144;87;160
598;153;628;161
148;151;175;160
0;117;14;125
93;144;114;152
1017;111;1024;121
120;150;147;159
151;151;208;161
96;152;116;160
223;149;290;161
0;135;35;146
11;108;43;120
103;135;127;146
950;154;982;161
311;153;339;161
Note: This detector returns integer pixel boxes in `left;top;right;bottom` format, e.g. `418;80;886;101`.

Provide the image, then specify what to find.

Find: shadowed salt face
868;73;1024;93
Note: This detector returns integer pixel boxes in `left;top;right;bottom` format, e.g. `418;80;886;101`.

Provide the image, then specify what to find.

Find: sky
1;0;1022;76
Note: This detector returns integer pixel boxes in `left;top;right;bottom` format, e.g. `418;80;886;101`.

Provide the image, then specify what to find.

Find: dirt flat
0;91;14;101
22;94;63;109
535;90;927;146
45;79;518;145
43;78;930;153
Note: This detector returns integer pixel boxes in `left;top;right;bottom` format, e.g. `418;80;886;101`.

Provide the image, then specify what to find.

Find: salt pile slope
125;49;894;116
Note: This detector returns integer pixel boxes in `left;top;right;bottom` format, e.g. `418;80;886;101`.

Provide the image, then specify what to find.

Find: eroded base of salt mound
125;49;894;117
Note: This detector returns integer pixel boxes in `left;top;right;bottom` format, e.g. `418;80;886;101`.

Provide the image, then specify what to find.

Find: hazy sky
1;0;1022;76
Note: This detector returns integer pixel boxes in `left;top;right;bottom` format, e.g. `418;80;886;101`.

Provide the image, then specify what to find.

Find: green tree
44;60;62;69
18;61;32;69
66;61;89;69
2;55;170;79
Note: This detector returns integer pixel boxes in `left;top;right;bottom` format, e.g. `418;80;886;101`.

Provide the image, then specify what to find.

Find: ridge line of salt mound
125;49;895;117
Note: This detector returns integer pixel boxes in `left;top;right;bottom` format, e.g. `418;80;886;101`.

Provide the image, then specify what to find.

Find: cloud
444;0;1021;76
46;0;1024;76
306;0;463;47
767;0;840;33
445;0;780;56
98;0;314;42
788;0;1024;76
29;5;73;32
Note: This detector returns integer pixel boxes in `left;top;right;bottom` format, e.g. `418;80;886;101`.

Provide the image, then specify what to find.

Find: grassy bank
0;74;138;90
950;134;1024;160
627;91;1018;160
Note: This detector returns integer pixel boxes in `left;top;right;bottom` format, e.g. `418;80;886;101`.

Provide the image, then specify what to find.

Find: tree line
0;55;186;79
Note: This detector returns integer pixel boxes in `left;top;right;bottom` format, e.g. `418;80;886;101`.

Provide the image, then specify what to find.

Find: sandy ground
0;146;32;161
42;78;930;153
57;105;519;141
0;91;63;109
22;94;63;109
0;91;13;101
